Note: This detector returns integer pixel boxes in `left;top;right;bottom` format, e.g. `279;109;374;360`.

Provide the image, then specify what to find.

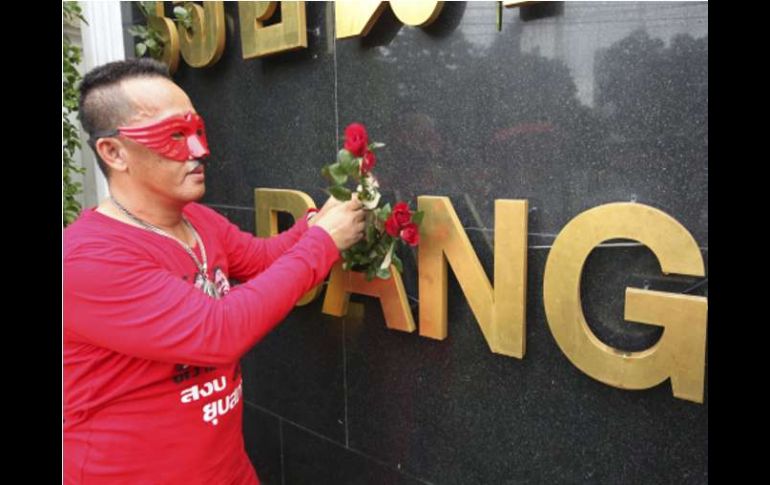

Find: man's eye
171;132;185;140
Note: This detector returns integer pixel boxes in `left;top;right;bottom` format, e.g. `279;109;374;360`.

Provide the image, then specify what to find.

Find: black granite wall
128;2;708;483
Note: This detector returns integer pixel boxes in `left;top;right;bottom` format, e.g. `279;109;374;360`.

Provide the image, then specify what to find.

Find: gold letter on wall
503;1;538;7
239;1;307;58
389;0;444;26
175;1;225;68
335;0;444;39
254;188;320;306
321;262;416;333
418;197;528;358
146;2;181;74
542;203;708;403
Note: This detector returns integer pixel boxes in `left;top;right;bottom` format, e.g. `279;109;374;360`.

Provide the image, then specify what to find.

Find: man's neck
97;187;188;234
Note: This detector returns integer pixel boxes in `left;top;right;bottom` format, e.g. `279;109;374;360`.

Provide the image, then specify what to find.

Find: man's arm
222;210;312;281
202;197;342;281
64;225;339;367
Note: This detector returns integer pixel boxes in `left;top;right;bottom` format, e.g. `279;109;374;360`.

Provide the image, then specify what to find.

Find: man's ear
95;138;129;173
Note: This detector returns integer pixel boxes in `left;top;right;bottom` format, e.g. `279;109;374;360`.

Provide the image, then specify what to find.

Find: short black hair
78;58;171;177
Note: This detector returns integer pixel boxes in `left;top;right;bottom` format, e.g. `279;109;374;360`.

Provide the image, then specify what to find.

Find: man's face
117;111;209;162
118;78;209;204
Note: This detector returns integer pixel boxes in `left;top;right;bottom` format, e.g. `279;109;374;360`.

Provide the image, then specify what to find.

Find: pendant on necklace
201;276;221;299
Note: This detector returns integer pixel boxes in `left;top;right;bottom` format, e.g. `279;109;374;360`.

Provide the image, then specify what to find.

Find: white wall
68;1;127;207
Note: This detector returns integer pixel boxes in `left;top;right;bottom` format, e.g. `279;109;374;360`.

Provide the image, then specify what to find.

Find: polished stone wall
127;2;708;483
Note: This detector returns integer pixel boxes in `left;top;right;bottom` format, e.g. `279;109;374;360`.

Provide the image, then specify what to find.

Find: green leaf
411;210;424;226
377;203;391;221
127;26;146;36
366;221;377;243
328;186;352;201
340;156;359;176
321;165;339;184
376;267;392;280
365;265;377;281
331;162;349;179
151;29;165;42
63;4;85;226
322;163;348;185
135;43;147;57
337;149;354;165
350;240;369;254
139;2;153;16
173;6;188;17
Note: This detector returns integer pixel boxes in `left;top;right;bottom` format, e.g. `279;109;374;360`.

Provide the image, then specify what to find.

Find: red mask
98;112;210;162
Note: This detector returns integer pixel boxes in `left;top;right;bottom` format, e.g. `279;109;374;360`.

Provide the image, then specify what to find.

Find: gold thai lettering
174;1;225;67
239;1;308;58
334;0;444;39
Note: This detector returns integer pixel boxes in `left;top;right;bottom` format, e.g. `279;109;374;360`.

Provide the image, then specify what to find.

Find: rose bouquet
321;122;422;280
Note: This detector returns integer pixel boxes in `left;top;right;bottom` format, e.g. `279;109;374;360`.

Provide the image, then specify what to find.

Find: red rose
400;223;420;246
385;213;401;237
361;150;376;174
392;202;411;227
344;123;368;157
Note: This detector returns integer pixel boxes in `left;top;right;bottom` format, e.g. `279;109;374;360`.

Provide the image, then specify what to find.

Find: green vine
129;2;193;59
63;2;87;226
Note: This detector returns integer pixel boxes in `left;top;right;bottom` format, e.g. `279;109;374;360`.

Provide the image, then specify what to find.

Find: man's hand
308;196;344;228
313;197;365;250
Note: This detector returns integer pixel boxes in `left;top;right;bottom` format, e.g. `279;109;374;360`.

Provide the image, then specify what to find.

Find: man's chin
182;186;206;203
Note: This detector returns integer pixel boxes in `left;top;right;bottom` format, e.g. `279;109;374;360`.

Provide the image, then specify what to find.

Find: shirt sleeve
64;226;339;367
220;210;312;282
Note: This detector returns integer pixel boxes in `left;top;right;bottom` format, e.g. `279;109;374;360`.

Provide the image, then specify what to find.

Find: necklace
109;196;221;299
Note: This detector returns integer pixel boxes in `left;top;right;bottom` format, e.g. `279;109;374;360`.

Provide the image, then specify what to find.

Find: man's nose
187;135;210;159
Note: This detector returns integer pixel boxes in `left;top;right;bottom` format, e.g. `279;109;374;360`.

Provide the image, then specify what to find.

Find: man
64;58;365;484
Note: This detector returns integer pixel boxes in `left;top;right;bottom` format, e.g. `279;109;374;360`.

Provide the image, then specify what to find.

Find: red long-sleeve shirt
63;203;339;484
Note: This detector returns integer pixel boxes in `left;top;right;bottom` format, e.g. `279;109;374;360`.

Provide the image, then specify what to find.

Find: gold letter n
418;197;528;358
